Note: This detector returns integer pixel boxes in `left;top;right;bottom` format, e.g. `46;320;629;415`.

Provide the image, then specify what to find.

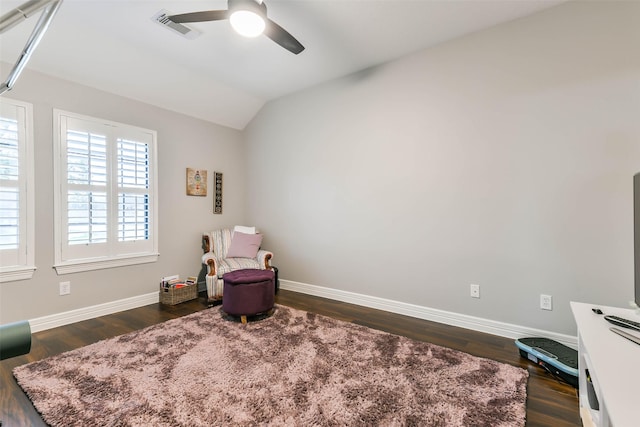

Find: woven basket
160;283;198;305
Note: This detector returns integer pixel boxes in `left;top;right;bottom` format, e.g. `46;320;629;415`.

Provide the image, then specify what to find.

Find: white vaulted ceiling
0;0;564;129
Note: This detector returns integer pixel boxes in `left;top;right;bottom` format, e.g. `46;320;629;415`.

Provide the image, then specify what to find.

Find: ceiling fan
169;0;305;55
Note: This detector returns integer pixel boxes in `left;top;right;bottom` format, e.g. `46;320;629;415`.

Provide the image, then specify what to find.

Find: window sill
54;253;159;275
0;266;37;283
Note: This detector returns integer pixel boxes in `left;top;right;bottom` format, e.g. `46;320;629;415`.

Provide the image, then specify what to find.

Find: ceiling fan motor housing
228;0;267;20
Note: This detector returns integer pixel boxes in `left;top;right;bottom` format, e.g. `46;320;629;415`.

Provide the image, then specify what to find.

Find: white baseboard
29;292;159;333
27;281;578;349
280;279;578;348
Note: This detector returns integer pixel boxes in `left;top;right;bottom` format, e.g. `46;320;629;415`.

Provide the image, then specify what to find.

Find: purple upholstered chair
222;269;275;323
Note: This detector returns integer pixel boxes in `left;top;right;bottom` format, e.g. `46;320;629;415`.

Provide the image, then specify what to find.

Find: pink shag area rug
14;305;528;426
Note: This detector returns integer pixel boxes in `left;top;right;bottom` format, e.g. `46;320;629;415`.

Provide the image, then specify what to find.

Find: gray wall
0;66;246;323
244;1;640;335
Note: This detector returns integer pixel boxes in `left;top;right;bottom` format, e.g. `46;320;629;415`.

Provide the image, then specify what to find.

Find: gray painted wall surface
0;67;246;323
244;1;640;335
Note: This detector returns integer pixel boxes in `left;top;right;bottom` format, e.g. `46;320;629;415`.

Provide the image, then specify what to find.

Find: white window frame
0;98;36;282
53;110;158;274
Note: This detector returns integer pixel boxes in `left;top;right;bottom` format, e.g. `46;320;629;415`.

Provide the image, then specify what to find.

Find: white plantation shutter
0;116;20;250
117;138;149;242
0;99;35;282
66;129;108;245
54;111;158;274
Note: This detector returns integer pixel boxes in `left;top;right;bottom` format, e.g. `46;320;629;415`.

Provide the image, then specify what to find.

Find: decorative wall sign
214;171;223;214
186;168;207;196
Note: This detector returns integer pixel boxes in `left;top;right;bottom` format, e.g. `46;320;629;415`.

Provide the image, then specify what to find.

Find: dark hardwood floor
1;290;580;426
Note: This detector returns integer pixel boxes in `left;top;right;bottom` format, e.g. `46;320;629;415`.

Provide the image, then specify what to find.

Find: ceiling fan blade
169;10;228;24
264;19;304;55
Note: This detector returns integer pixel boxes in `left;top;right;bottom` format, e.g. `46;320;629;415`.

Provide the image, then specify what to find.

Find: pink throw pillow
226;232;263;258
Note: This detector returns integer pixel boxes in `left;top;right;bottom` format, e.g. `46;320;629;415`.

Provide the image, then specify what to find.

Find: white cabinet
571;302;640;427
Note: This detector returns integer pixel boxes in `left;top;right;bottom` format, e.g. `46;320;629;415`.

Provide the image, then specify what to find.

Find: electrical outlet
470;284;480;298
59;281;71;296
540;294;552;310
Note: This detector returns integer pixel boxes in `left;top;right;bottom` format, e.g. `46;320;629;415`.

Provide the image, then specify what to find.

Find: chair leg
241;315;247;324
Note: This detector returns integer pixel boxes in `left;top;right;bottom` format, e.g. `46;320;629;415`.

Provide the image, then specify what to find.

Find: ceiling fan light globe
230;10;265;37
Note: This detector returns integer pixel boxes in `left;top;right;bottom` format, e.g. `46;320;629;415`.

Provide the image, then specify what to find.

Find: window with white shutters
54;110;158;274
0;99;35;282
